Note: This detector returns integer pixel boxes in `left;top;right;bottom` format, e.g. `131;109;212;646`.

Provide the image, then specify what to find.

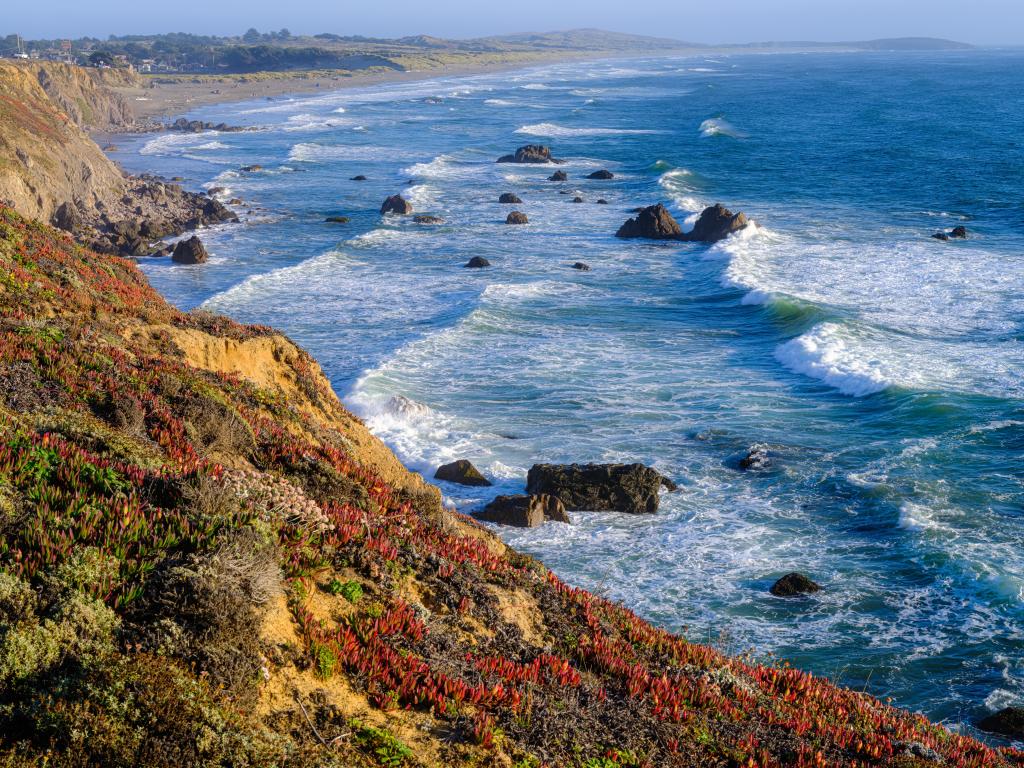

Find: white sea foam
520;83;549;90
700;117;747;138
140;131;223;156
775;323;900;397
515;122;658;137
287;142;417;162
484;98;515;107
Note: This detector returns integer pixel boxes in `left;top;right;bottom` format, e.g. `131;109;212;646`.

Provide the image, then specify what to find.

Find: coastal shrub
326;578;363;603
350;720;414;767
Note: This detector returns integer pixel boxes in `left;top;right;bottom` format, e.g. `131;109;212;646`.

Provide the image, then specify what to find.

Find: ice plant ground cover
0;204;1019;767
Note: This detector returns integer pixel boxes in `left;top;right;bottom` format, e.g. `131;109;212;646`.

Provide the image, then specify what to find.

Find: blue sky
7;0;1023;45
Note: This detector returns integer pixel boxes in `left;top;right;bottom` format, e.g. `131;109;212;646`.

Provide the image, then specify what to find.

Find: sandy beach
110;52;619;123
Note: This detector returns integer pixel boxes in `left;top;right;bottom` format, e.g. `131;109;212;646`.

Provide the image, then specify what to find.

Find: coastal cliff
0;206;1018;767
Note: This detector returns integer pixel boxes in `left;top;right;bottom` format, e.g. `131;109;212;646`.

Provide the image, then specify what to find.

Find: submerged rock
465;256;491;268
526;463;676;514
497;145;564;164
933;225;968;241
506;211;529;225
171;236;208;265
548;170;568;182
587;169;615;179
240;164;262;172
978;707;1024;738
414;215;444;224
597;199;609;205
434;460;492;487
499;193;523;204
770;572;821;597
477;494;570;527
572;197;584;203
350;175;368;181
325;215;350;223
615;203;683;239
380;195;413;215
572;262;590;271
739;444;771;470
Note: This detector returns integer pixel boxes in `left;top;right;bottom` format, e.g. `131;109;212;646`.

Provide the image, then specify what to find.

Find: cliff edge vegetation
0;205;1019;767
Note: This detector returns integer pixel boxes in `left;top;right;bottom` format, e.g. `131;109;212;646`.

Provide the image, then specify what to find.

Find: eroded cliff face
33;61;138;131
0;61;127;223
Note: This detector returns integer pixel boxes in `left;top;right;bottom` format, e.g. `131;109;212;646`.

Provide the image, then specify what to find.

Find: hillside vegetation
0;206;1018;767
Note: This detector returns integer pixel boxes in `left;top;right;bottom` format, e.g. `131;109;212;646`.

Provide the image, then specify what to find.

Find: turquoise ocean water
112;49;1024;736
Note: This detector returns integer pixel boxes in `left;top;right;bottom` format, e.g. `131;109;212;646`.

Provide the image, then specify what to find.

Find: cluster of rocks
616;203;749;244
497;144;564;164
931;225;968;241
52;176;238;258
167;118;246;133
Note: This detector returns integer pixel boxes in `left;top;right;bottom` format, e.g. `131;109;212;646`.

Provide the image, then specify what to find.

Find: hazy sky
7;0;1023;45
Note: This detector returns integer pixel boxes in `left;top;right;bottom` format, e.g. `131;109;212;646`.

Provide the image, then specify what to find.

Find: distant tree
242;28;261;43
278;28;292;40
88;50;114;66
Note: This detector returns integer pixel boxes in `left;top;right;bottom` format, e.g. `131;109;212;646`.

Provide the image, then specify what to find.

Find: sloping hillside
0;205;1018;767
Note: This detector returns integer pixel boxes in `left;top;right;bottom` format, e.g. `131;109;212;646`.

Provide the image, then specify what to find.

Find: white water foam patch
287;142;419;162
404;154;477;182
140;131;226;157
282;112;354;132
700;117;747;138
515;122;659;137
775;322;910;397
657;168;708;215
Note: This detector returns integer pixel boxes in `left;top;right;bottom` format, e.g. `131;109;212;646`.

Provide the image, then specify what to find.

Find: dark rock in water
208;186;226;196
414;215;444;224
506;211;529;225
934;225;968;240
102;144;118;152
465;256;491;268
496;144;564;164
587;169;615;179
171;236;208;265
770;572;821;597
572;262;590;271
434;459;492;487
559;190;571;195
228;198;243;206
597;199;608;205
477;494;570;527
499;193;523;204
615;203;683;239
325;216;350;223
739;444;771;470
680;204;749;243
572;197;584;203
549;170;568;182
381;195;413;215
526;462;676;514
53;202;82;233
240;165;262;172
350;175;368;181
978;707;1024;738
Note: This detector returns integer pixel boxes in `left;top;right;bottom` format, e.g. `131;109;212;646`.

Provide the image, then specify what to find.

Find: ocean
110;49;1024;734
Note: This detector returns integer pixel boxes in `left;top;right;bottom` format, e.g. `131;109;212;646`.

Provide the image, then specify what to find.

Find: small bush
350;719;414;767
326;579;362;603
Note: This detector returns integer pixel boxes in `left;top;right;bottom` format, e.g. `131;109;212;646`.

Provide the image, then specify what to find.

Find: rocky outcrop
496;145;564;164
350;175;368;181
325;216;350;223
616;203;748;243
171;236;209;265
169;118;245;133
465;256;491;268
572;197;584;203
680;204;748;243
477;494;570;527
597;199;608;205
526;463;676;514
615;204;683;239
499;193;523;204
932;225;968;241
770;572;821;597
978;707;1024;738
381;195;413;215
587;170;614;179
434;460;492;487
506;211;529;225
548;171;568;182
572;262;590;271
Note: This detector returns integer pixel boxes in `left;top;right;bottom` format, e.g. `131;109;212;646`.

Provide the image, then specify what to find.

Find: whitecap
515;122;658;137
774;322;901;397
700;117;747;139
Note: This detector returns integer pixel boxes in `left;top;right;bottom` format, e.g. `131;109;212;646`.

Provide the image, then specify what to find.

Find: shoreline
107;51;634;124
